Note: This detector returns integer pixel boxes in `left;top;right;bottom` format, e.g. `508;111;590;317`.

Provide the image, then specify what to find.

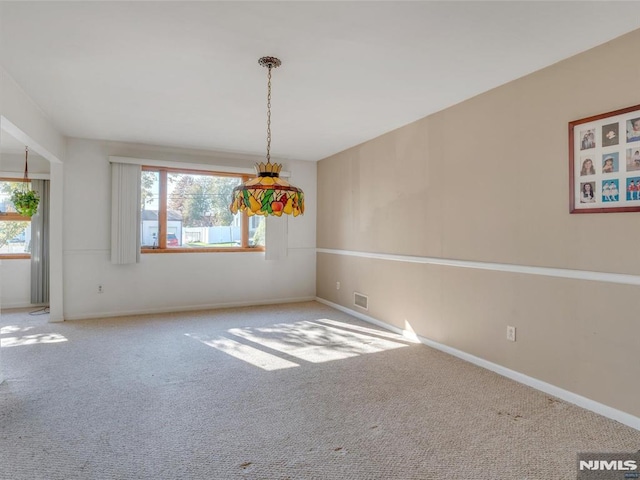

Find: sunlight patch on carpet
185;333;300;371
0;325;36;335
315;318;420;343
226;318;408;364
1;333;68;348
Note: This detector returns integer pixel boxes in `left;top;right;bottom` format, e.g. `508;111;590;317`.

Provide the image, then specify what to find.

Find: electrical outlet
336;281;340;290
98;285;104;294
507;325;516;342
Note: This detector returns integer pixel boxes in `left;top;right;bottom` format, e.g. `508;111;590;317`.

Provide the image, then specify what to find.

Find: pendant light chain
266;64;273;164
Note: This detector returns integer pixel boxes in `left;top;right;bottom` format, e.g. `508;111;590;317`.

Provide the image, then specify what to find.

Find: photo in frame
569;104;640;213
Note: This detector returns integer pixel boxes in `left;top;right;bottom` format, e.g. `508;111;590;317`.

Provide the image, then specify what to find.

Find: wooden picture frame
569;104;640;213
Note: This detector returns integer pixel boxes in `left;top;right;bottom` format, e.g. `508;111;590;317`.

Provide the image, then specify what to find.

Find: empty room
1;2;640;479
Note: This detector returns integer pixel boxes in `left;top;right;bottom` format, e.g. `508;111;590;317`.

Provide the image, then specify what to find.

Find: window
0;179;32;259
141;167;265;253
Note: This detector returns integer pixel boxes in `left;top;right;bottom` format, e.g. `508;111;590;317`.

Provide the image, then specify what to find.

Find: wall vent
354;292;368;310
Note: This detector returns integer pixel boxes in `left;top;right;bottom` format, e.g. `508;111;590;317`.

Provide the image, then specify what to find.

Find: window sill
0;213;31;221
0;254;31;260
141;247;265;254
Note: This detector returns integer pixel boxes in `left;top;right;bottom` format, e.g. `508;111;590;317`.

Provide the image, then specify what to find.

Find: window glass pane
0;180;31;214
0;180;32;256
140;170;160;248
167;172;242;249
249;216;265;247
0;221;31;254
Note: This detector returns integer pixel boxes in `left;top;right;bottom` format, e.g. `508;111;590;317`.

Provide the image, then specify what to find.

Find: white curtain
111;162;141;264
30;179;49;304
265;215;288;260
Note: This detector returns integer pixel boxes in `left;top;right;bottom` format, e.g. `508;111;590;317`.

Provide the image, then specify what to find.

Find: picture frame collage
569;104;640;213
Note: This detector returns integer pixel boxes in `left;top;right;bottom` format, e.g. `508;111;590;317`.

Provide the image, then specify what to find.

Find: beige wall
317;29;640;418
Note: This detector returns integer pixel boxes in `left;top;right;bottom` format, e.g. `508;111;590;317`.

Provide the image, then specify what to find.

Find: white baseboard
63;296;317;321
1;302;36;310
315;297;640;432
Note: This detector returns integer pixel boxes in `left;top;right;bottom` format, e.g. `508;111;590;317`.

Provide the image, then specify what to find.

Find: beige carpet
1;301;638;479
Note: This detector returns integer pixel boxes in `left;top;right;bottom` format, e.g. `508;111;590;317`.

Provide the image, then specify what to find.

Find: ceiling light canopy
229;57;305;217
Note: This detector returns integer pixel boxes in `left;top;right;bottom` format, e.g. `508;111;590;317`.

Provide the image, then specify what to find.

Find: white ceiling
0;129;28;155
0;129;49;172
2;1;640;162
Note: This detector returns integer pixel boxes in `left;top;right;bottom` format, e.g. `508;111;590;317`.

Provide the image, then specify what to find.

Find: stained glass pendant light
229;57;304;217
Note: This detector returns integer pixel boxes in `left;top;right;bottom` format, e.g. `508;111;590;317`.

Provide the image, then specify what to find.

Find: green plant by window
11;189;40;217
